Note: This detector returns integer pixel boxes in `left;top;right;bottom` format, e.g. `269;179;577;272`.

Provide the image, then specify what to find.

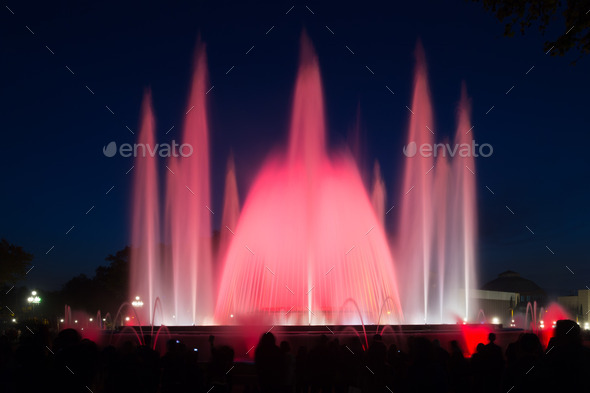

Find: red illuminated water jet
396;44;435;323
214;35;404;325
129;92;160;324
129;44;214;326
165;43;214;325
217;154;240;290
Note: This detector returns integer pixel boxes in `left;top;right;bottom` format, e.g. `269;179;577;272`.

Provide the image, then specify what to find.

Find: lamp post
131;296;143;308
27;290;41;319
126;296;144;326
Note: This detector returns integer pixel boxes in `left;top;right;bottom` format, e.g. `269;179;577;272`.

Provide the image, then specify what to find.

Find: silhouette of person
540;319;590;391
483;332;504;392
255;332;284;393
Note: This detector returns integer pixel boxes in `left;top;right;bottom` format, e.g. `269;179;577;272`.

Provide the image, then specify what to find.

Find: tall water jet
214;34;403;325
396;43;435;323
129;92;160;323
217;153;240;288
347;105;368;185
450;84;477;320
371;161;386;228
433;153;449;322
166;43;213;325
395;46;479;323
288;35;326;175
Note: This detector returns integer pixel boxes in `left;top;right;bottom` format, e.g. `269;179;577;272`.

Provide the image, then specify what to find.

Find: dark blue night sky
1;0;589;294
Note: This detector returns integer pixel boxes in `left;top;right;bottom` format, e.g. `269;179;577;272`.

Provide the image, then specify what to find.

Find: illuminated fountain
214;36;404;325
129;92;161;325
130;45;213;326
165;45;214;326
128;35;478;326
395;46;477;323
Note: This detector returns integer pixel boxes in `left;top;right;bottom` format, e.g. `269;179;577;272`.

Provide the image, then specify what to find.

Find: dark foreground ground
1;320;589;392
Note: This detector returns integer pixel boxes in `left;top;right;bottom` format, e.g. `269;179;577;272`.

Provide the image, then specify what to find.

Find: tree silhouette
0;238;33;286
474;0;590;63
57;247;130;315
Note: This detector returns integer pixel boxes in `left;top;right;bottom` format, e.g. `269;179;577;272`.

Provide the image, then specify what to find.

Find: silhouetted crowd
1;319;589;392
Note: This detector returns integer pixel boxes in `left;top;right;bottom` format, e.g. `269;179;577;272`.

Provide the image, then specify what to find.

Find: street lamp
27;290;41;318
27;291;41;304
131;296;144;307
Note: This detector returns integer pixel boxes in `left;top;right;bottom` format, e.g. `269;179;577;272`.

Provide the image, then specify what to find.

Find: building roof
482;271;546;296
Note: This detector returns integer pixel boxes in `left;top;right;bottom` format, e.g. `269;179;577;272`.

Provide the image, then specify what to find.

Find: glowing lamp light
74;320;78;324
125;317;130;321
27;296;41;304
230;314;234;318
31;291;37;296
584;322;589;330
492;317;500;324
102;318;106;321
131;296;144;307
11;318;16;323
60;319;64;323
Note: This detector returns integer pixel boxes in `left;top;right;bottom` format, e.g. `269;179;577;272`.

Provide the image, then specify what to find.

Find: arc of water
380;325;404;352
153;325;171;351
151;297;164;336
104;312;112;329
110;302;145;346
534;301;538;334
477;309;486;324
114;327;144;348
339;298;368;349
375;296;401;334
525;302;535;331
